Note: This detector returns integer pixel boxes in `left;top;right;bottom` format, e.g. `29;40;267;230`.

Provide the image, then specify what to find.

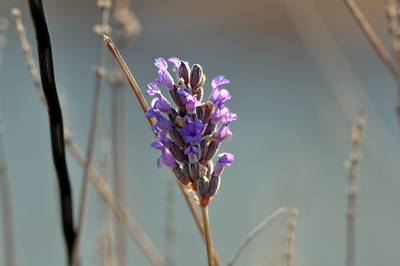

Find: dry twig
13;9;163;266
282;209;299;266
344;111;366;266
227;207;289;266
72;1;111;264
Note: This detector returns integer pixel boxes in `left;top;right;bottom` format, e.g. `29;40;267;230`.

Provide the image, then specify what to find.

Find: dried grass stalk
13;9;163;266
227;207;289;266
72;0;111;264
344;111;366;266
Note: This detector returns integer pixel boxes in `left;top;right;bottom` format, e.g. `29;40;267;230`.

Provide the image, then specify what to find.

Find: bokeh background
1;0;400;265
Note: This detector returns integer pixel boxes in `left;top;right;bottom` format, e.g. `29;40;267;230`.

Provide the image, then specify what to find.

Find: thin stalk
202;207;214;266
103;34;222;266
0;111;16;266
99;140;113;266
227;207;289;266
344;112;365;266
109;4;141;262
344;0;400;124
111;84;126;265
28;0;76;263
72;1;111;265
165;177;177;266
282;209;299;266
14;9;163;266
65;134;164;266
344;0;398;78
11;8;45;103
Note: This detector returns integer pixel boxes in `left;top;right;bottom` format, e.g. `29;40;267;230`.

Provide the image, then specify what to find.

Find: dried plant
227;207;290;266
106;2;141;263
98;139;114;266
344;111;366;266
0;107;16;266
282;209;299;266
164;176;177;266
72;0;111;264
344;0;400;124
13;7;163;266
0;17;8;67
28;0;76;263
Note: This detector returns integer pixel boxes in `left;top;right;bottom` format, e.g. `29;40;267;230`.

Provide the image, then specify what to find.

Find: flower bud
173;165;190;185
190;64;205;90
207;175;220;197
178;61;191;85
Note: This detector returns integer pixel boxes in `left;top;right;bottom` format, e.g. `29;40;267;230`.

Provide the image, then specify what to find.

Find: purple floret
213;152;235;177
180;119;204;144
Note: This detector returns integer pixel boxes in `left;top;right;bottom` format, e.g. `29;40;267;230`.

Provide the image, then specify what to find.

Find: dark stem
28;0;76;264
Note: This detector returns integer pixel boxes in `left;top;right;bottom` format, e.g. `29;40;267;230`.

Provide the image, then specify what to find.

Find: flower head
147;57;236;206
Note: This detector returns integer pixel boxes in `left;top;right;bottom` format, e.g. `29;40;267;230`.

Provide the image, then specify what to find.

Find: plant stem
345;112;365;266
227;207;289;266
28;0;76;263
66;135;164;266
103;34;221;265
72;3;111;265
344;0;400;124
14;9;163;265
202;207;214;266
0;112;16;266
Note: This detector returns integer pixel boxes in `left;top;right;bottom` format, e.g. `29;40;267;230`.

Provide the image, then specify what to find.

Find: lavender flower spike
147;57;236;206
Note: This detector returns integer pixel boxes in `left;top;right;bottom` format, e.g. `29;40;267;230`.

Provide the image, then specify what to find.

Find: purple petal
168;57;181;72
155;58;168;70
213;152;235;177
146;82;161;96
160;149;176;168
157;69;175;90
216;125;232;142
155;115;173;132
211;75;230;89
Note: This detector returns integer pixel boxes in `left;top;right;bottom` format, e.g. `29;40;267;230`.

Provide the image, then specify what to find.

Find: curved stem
28;0;75;263
227;207;289;266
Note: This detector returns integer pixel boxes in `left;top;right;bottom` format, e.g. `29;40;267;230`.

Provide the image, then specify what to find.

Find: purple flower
155;58;168;70
210;87;232;108
180;119;204;144
211;75;230;89
177;88;199;114
168;57;181;73
184;145;199;155
147;57;236;206
147;82;173;113
216;124;232;142
213;152;235;177
221;107;237;124
158;149;176;168
146;82;161;96
155;58;175;90
147;109;173;132
185;145;199;163
151;132;172;150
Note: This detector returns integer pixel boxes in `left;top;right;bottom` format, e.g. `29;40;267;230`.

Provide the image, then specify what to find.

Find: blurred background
1;0;400;265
